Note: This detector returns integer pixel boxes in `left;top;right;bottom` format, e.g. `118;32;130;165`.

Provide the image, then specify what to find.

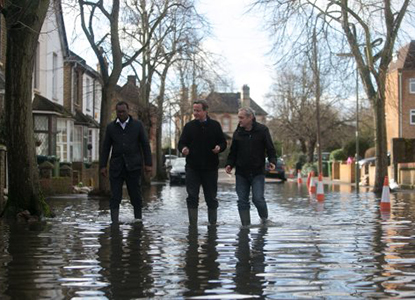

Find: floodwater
1;181;415;299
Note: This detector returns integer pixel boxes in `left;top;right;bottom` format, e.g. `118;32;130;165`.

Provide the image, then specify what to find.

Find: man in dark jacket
100;101;152;223
178;100;227;226
225;107;276;226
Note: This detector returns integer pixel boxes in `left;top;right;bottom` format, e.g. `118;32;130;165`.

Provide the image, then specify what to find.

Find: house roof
74;110;99;127
389;40;415;71
32;94;73;117
205;92;267;115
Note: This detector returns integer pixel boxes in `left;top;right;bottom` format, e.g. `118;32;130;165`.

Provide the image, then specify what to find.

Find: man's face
238;111;253;128
193;104;207;121
116;104;129;122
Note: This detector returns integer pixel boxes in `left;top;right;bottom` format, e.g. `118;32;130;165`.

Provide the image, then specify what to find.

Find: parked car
164;154;178;169
169;157;186;185
265;158;286;181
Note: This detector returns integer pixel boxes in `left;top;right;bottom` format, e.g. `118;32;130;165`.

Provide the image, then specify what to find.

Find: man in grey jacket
100;101;152;223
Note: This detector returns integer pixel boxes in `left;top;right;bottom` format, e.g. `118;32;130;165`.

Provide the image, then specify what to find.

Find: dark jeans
186;167;218;209
235;173;267;212
109;164;142;210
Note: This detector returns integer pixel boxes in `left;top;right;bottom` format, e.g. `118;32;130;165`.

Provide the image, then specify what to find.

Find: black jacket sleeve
265;127;277;165
216;122;227;153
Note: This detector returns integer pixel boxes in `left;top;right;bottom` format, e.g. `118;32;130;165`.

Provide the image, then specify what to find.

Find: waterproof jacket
100;116;152;177
226;120;276;176
178;117;227;170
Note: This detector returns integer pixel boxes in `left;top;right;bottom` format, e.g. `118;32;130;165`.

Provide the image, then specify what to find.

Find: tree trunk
3;0;50;217
372;96;388;193
97;83;113;194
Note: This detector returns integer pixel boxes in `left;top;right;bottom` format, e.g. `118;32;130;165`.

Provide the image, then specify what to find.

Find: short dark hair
116;101;129;109
193;99;209;111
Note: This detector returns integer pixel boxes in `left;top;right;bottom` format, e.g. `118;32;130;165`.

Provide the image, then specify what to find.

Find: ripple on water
1;183;415;299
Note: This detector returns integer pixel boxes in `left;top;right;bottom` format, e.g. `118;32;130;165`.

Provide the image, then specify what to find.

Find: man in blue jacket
178;100;227;226
100;101;152;223
225;107;276;226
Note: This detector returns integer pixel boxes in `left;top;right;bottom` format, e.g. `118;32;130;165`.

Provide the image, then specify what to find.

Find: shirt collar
116;116;130;125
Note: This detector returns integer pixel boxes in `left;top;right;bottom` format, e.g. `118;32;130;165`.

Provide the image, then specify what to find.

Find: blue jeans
235;174;267;218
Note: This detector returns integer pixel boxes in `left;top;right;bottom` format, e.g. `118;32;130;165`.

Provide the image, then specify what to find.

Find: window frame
410;78;415;94
410;109;415;125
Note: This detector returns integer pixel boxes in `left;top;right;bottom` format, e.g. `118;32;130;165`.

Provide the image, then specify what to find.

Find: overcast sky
198;0;273;108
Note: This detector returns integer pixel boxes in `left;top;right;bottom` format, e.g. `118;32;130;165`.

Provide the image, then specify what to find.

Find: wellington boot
134;207;142;220
238;209;251;226
208;209;217;225
188;208;198;226
257;207;268;222
111;209;119;224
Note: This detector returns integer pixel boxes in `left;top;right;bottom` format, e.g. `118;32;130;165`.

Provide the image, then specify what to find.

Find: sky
197;0;274;108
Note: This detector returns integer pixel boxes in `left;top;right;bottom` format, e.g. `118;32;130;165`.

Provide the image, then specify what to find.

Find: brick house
205;85;267;138
385;40;415;152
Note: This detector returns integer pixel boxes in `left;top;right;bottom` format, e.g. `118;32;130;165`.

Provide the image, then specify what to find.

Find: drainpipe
398;70;403;137
396;70;403;183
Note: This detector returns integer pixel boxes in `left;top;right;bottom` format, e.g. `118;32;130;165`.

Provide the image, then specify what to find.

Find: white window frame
86;77;92;112
410;109;415;125
410;78;415;94
52;52;58;99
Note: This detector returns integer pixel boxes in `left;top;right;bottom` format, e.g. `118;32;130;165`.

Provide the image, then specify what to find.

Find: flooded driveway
1;181;415;299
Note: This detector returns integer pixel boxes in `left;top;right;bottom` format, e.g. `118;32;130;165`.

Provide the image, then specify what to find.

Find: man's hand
269;163;276;171
145;166;152;173
182;147;189;156
100;167;108;177
212;145;220;154
225;165;233;174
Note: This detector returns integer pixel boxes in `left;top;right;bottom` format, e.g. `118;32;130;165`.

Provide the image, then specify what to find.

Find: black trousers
109;165;142;210
185;167;218;209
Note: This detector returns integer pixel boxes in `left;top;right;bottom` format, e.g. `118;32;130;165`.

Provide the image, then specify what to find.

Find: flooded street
1;180;415;299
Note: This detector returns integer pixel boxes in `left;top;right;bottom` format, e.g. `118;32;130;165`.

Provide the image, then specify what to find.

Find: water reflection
98;224;153;299
234;227;268;298
184;226;220;298
0;183;415;299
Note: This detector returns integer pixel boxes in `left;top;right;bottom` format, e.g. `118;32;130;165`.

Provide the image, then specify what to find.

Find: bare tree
253;0;414;192
266;65;351;163
77;0;171;192
0;0;51;217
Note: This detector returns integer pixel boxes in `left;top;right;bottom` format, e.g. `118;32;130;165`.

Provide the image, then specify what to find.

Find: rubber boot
134;207;142;220
111;209;119;223
188;208;198;226
257;207;268;223
208;209;217;225
238;209;251;226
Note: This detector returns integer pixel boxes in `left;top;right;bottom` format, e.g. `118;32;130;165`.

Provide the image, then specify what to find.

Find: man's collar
116;116;130;124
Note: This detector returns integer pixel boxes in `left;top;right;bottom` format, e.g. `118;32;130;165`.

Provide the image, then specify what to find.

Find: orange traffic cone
307;171;312;190
309;172;316;194
380;176;391;211
316;173;324;201
297;170;303;184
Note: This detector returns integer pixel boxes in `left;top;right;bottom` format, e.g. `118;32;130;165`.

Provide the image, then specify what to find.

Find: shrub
330;149;347;161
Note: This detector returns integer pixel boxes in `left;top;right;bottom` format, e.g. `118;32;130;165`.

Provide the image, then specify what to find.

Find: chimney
127;75;136;86
242;84;250;107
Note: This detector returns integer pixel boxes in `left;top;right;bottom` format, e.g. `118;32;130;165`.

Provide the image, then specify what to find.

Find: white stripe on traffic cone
297;170;302;184
380;176;391;211
316;173;324;201
309;171;316;194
